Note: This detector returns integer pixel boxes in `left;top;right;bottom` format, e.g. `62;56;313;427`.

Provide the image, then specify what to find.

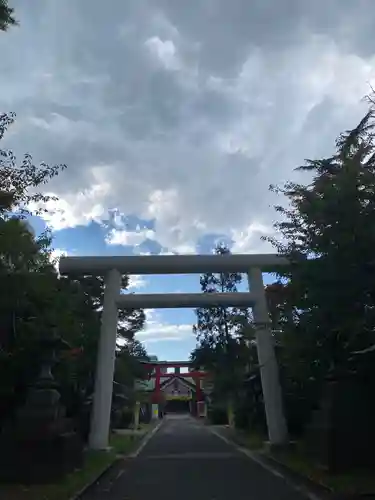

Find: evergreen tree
72;274;145;342
267;107;375;371
0;0;16;32
264;102;375;433
0;113;146;434
191;243;252;423
193;242;249;347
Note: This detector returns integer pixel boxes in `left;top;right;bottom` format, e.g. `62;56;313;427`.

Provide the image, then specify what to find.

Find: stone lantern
0;328;84;483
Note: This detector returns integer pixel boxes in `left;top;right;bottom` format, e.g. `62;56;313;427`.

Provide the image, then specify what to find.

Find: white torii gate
59;253;289;449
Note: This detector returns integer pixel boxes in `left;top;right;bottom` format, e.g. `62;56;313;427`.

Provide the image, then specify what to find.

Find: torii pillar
152;365;161;419
89;269;121;450
248;267;288;446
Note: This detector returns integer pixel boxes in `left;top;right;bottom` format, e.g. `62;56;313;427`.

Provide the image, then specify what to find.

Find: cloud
136;309;193;343
2;0;375;254
49;248;68;273
29;183;110;231
105;228;155;247
128;274;148;290
231;223;275;254
145;37;181;71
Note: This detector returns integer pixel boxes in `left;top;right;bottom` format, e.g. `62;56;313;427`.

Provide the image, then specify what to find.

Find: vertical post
152;366;161;419
195;376;201;416
134;401;141;429
155;366;161;399
195;376;202;402
195;377;207;417
248;267;288;446
89;268;121;450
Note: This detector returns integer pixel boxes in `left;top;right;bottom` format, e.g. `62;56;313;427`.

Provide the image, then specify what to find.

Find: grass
0;450;116;500
110;420;157;455
127;422;155;432
268;446;375;495
238;430;266;450
0;426;154;500
110;430;143;455
226;427;375;495
219;426;266;451
323;471;375;495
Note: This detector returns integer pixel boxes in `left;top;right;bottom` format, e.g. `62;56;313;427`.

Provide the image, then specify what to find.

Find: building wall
161;378;193;399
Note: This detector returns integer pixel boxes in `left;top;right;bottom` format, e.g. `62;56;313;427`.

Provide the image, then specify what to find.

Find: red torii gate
142;360;209;417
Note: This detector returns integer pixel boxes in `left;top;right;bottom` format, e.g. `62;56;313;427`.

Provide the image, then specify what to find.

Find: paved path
81;414;319;500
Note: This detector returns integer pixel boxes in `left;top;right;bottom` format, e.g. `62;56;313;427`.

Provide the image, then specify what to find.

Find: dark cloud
1;0;374;252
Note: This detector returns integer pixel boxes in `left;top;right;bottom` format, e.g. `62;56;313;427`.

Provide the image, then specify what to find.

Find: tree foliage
0;0;16;31
263;103;375;434
115;340;149;392
267;108;375;362
0;113;66;220
0;113;147;434
190;102;375;436
191;243;254;410
193;243;250;345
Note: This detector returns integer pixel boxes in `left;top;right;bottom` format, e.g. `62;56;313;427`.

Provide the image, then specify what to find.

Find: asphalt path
81;414;319;500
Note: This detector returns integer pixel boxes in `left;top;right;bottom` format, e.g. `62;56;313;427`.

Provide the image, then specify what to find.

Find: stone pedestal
0;331;84;483
0;431;83;483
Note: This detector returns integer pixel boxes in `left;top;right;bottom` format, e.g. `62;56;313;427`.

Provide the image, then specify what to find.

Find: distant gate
140;360;209;418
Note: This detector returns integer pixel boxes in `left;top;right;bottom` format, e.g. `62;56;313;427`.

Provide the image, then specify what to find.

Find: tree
115;340;149;389
193;243;250;346
0;112;68;356
264;103;375;433
191;335;255;396
269;107;375;364
191;243;253;423
72;274;146;341
0;0;16;31
0;115;95;429
0;112;147;437
0;113;66;221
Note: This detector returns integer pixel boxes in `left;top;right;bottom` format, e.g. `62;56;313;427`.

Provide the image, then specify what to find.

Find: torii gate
141;360;209;417
59;253;289;450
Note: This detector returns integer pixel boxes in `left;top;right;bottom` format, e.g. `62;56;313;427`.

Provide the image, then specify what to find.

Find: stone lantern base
0;331;84;484
0;429;83;483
